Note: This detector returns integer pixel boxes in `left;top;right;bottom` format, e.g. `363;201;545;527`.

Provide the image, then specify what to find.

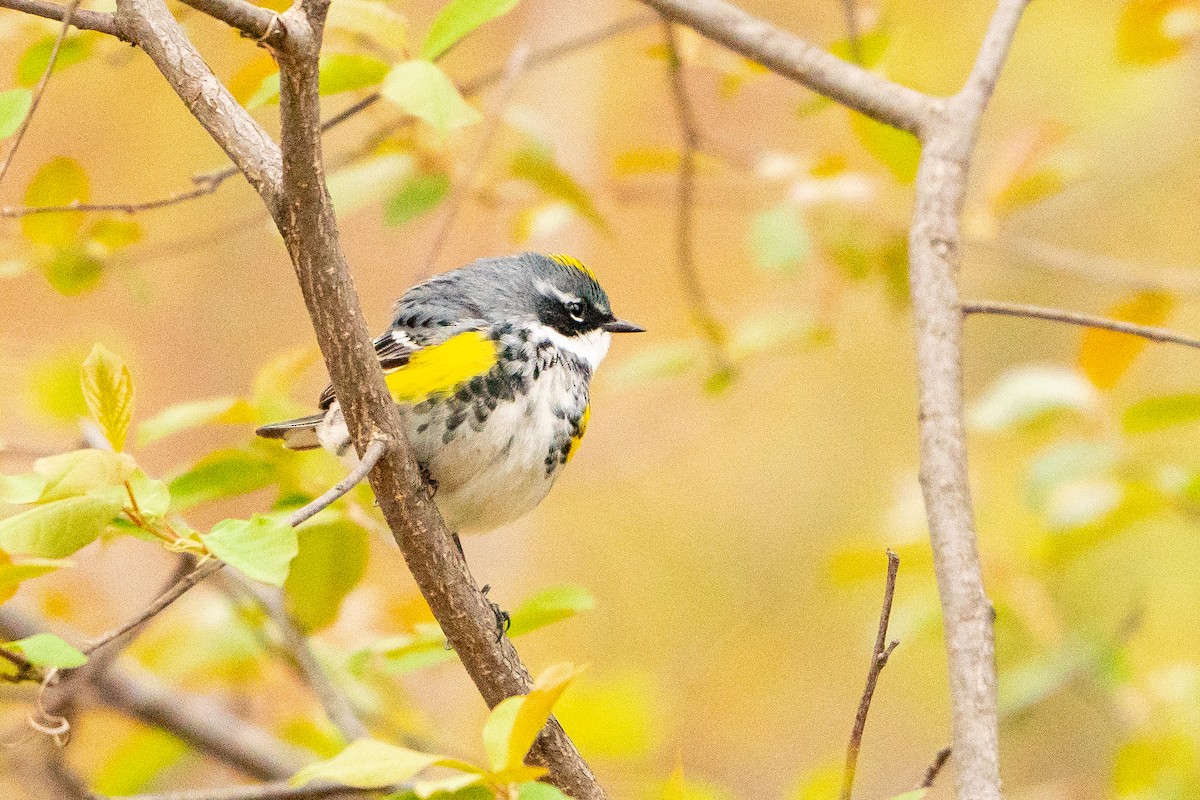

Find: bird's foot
481;584;511;642
418;463;438;499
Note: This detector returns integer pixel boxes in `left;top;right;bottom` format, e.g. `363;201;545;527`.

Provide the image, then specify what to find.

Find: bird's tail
255;413;325;451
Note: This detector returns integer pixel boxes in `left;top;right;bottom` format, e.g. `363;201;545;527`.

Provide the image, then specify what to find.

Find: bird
256;252;643;537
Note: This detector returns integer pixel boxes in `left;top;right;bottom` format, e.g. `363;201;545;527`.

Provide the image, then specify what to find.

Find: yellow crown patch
547;253;597;281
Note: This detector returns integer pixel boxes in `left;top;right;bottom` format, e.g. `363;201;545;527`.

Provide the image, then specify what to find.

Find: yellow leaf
1117;0;1200;65
81;344;134;452
482;662;583;772
1078;291;1174;389
22;157;88;246
849;111;919;183
0;551;71;606
291;738;480;789
327;0;408;55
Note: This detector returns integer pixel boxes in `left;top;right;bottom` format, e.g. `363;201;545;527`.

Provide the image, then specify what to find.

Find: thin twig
422;42;530;274
0;0;82;191
92;780;375;800
1;171;231;217
661;18;729;368
250;582;370;742
918;747;953;790
84;439;387;656
963;300;1200;349
0;645;45;684
840;549;900;800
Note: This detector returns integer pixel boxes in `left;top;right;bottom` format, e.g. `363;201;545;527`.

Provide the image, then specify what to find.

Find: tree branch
840;550;900;800
267;3;603;795
93;781;370;800
637;0;935;134
919;747;953;790
0;608;311;781
0;0;124;39
963;300;1200;349
905;3;1029;800
175;0;281;43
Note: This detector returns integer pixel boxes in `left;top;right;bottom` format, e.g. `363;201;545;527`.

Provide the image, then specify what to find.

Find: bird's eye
565;301;585;322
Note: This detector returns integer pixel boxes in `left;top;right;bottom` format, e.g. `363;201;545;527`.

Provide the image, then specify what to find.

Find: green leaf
359;623;456;675
41;246;104;295
482;663;581;772
510;145;606;230
0;473;49;505
201;514;298;586
23;157;88;246
291;738;475;789
422;0;520;60
168;449;278;511
4;633;86;668
968;366;1098;432
321;53;390;94
849;111;920;183
516;783;571;800
284;516;370;632
506;585;595;637
380;61;480;136
0;495;124;558
1123;393;1200;433
16;33;93;87
0;88;32;139
748;204;810;274
138;396;257;445
81;343;134;452
886;792;927;800
384;173;451;226
32;449;138;503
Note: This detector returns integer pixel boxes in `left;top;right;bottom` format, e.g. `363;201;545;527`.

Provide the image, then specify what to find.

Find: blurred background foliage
2;0;1200;797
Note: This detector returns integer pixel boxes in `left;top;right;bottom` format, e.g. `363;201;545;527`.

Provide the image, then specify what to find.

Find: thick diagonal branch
638;0;934;134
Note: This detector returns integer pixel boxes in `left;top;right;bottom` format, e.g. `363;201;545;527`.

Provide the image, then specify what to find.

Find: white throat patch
532;324;611;371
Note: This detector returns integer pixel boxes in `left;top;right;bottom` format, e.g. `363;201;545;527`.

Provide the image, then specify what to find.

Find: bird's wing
317;322;496;410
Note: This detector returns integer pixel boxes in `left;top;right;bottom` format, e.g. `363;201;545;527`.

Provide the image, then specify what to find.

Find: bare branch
919;747;953;790
637;0;935;134
840;550;900;800
0;0;82;191
0;608;311;780
288;438;387;527
175;0;281;43
92;782;367;800
0;0;124;39
963;300;1200;349
905;2;1029;799
82;559;225;656
251;582;370;742
661;18;728;367
423;43;530;273
0;170;232;217
267;3;603;795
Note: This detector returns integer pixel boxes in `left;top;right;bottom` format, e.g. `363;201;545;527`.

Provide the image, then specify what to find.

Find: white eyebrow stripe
534;278;581;304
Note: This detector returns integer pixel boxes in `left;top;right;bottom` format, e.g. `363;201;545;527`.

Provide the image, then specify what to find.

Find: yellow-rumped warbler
257;253;643;535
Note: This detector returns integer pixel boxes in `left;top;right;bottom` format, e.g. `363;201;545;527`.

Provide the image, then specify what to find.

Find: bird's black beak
602;318;646;333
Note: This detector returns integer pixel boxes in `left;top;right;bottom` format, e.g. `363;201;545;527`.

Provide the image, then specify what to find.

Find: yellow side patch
565;404;590;462
548;253;597;281
385;330;498;403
